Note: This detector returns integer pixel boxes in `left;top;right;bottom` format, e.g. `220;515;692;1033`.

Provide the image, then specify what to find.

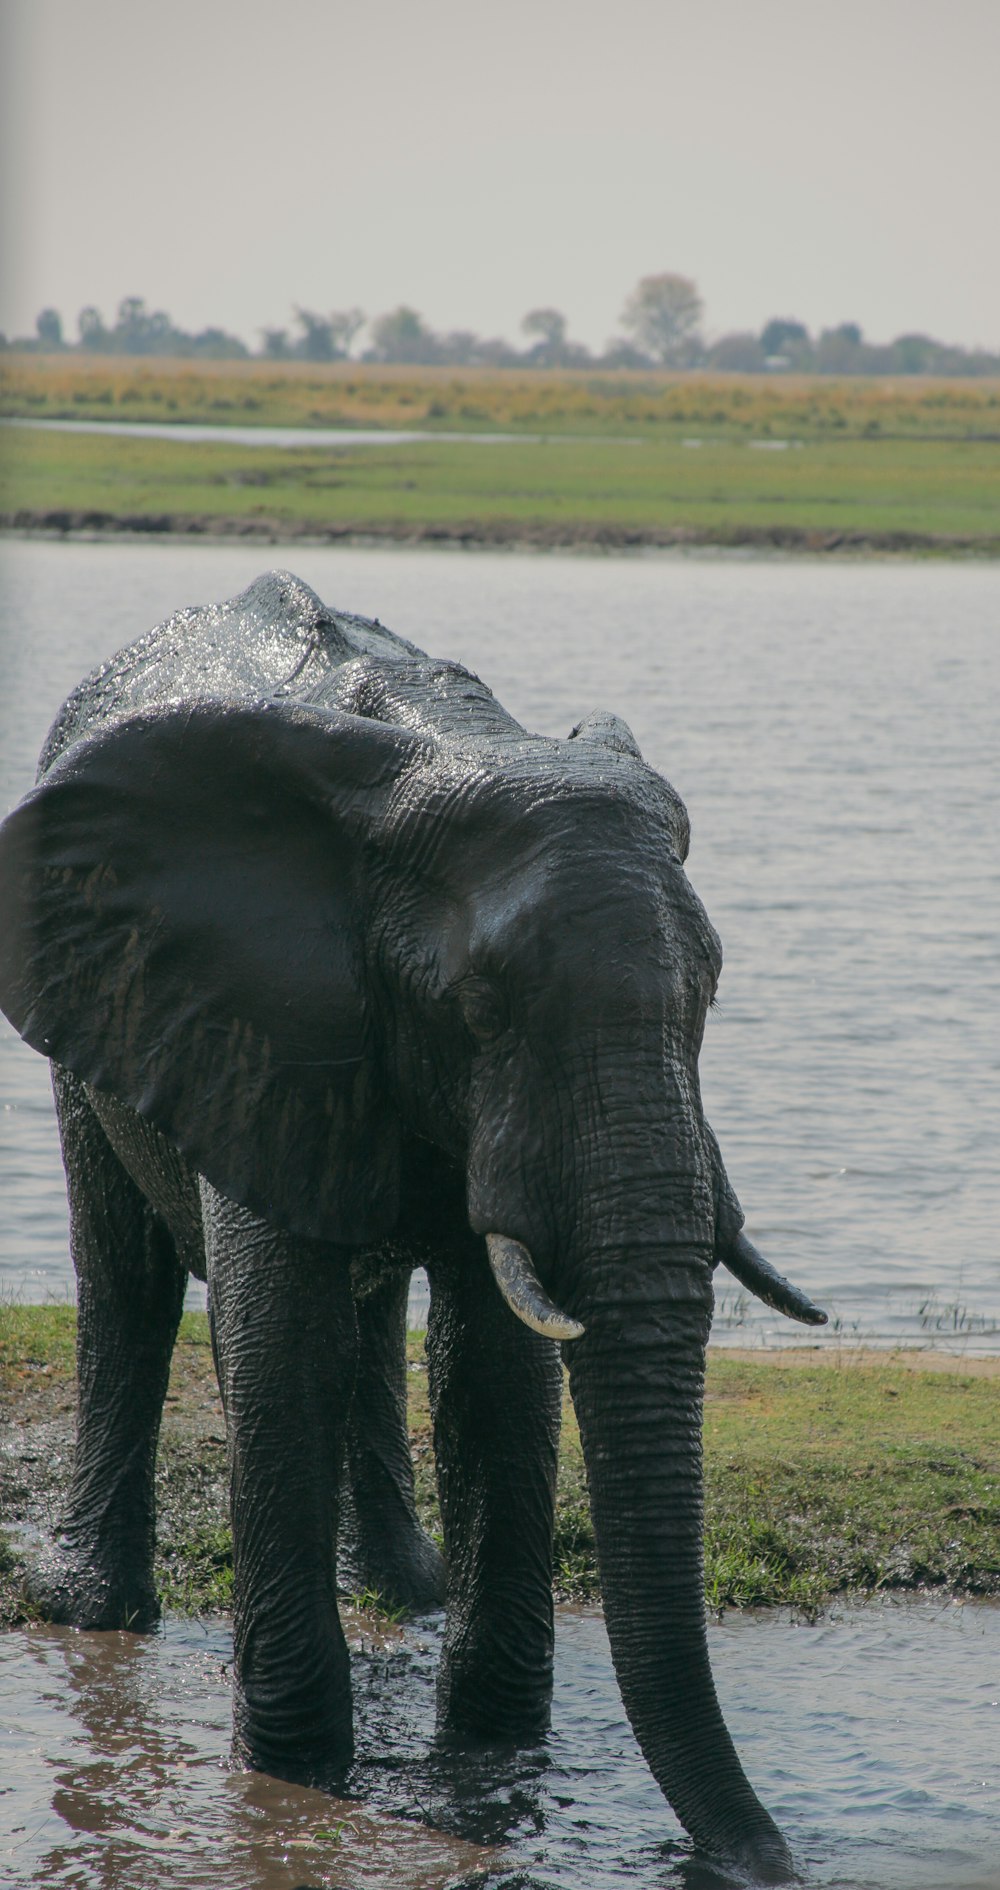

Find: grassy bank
2;1304;997;1624
3;421;999;551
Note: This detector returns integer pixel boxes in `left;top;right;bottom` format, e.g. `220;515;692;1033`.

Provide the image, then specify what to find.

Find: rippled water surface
1;539;999;1347
2;1600;998;1889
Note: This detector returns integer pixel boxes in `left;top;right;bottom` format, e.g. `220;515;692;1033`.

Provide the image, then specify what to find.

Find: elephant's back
38;570;421;775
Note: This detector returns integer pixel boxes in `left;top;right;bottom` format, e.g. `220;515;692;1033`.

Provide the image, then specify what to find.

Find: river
1;1598;997;1888
2;537;997;1348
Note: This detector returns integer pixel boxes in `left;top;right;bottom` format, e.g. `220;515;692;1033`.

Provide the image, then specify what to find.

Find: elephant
0;570;826;1883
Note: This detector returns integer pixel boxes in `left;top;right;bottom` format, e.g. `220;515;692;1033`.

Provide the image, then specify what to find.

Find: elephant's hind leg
339;1263;445;1614
427;1239;562;1743
30;1067;187;1630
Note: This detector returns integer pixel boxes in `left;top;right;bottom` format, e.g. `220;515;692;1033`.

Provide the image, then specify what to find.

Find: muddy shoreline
4;1308;999;1631
0;1319;230;1630
4;509;999;557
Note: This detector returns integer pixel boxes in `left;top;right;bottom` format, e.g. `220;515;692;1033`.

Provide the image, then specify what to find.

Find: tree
599;338;654;370
261;327;291;359
111;297;177;355
814;323;864;373
78;306;109;350
760;318;810;358
620;273;703;364
293;307;366;361
705;331;766;372
519;307;590;366
367;306;439;364
77;304;103;349
522;307;568;350
116;296;150;347
187;327;249;360
36;308;64;349
436;330;518;367
327;308;365;357
888;333;941;374
294;309;336;361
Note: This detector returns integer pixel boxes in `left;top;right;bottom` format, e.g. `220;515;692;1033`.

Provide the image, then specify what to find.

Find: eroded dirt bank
5;510;1000;556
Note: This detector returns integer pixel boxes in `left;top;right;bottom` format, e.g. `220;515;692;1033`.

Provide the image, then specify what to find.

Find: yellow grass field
4;352;1000;439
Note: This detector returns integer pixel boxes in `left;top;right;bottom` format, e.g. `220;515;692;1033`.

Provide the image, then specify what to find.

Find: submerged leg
340;1262;445;1613
29;1068;187;1630
203;1184;358;1787
427;1236;563;1742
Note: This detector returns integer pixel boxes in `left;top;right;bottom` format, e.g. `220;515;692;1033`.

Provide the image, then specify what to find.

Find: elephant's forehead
463;844;721;982
415;748;687;859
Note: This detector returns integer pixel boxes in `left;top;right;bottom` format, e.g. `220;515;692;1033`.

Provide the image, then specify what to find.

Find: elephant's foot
230;1689;354;1793
338;1522;446;1617
437;1689;552;1748
228;1730;354;1795
437;1634;553;1746
24;1538;159;1633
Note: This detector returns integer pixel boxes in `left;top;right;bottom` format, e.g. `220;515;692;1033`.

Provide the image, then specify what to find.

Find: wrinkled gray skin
0;572;824;1884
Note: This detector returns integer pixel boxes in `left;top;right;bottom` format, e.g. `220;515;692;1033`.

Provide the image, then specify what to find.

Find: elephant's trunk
567;1266;795;1883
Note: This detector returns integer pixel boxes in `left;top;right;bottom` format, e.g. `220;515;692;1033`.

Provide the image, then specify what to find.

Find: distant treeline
5;277;999;377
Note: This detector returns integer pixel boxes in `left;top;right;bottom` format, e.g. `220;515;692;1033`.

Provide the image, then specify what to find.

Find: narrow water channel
2;1599;997;1888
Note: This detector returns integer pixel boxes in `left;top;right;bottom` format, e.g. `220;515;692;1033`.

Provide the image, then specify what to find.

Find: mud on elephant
0;572;825;1883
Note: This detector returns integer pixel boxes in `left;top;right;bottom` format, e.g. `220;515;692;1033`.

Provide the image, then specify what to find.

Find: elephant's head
0;682;821;1880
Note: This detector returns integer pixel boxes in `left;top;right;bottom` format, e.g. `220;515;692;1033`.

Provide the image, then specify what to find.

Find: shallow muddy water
2;538;999;1349
1;1599;998;1888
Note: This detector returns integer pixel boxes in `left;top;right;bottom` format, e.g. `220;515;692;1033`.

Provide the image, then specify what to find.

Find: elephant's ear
0;701;429;1245
568;710;690;860
568;710;644;758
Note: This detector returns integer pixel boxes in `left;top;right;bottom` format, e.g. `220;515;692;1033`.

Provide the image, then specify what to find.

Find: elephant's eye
456;977;508;1046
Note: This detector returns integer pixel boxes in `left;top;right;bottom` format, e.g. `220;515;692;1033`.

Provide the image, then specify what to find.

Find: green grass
699;1356;1000;1612
553;1355;1000;1610
3;421;998;547
3;1306;997;1617
0;1300;209;1370
158;1521;234;1613
0;1299;77;1374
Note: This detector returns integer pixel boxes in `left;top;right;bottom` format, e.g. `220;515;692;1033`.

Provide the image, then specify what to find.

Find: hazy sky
2;0;998;353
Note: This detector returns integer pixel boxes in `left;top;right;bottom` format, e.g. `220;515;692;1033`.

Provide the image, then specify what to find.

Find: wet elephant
0;571;825;1883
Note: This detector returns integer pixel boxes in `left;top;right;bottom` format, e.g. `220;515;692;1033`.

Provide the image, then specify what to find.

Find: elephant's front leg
340;1261;445;1613
203;1186;358;1789
427;1240;562;1742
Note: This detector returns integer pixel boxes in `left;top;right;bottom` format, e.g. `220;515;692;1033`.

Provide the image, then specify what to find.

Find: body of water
1;538;998;1349
3;417;550;450
1;1598;997;1888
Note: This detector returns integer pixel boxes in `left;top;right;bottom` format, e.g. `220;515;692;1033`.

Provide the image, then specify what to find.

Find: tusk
722;1229;828;1327
485;1234;585;1341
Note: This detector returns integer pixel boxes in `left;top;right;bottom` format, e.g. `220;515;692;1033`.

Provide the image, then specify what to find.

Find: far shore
5;510;999;559
3;369;998;551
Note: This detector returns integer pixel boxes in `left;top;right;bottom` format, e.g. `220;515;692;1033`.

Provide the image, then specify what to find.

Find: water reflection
7;1622;490;1888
